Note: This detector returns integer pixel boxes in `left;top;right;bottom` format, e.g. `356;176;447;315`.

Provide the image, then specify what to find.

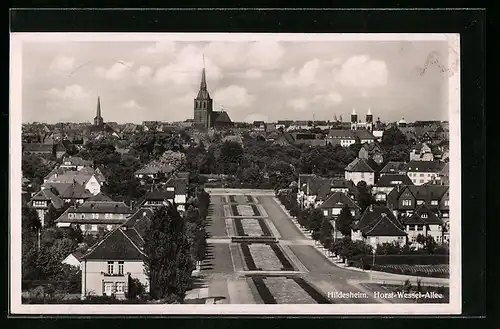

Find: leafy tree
143;205;194;302
78;140;120;166
22;154;52;185
423;235;437;254
159;150;187;171
127;278;146;300
309;208;324;234
319;218;333;247
102;155;147;203
381;127;409;148
337;205;354;237
218;141;244;175
356;181;376;212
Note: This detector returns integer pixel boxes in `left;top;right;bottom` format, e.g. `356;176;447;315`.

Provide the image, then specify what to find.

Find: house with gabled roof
351;205;407;248
358;142;384;165
372;174;413;203
403;203;445;245
62;251;84;268
60;156;93;170
379;161;407;176
318;191;360;218
134;163;174;182
345;157;375;185
28;189;65;226
326;129;357;147
405;160;446;186
87;192;114;202
410;143;434;162
386;184;449;220
79;207;155;299
55;200;134;235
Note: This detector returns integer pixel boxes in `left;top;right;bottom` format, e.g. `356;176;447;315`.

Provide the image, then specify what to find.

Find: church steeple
194;56;213;129
94;96;104;127
196;56;211;100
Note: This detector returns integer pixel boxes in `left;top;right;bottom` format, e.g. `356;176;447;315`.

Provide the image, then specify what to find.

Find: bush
350;254;449;266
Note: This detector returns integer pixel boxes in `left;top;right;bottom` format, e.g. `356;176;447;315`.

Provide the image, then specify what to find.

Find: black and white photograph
10;32;461;315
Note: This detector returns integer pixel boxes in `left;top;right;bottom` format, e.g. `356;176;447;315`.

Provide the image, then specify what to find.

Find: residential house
297;174;333;209
272;131;295;147
439;163;450;185
314;121;331;131
55;200;134;234
22;142;67;158
404;204;445;245
87;192;114;202
344;158;375;185
358;142;384;165
352;129;376;144
386;185;449;220
121;123;139;134
79;207;155;299
329;179;359;198
60;156;93;170
275;120;293;130
318;191;360;218
405;160;446;186
165;175;189;213
326;129;357;147
45;170;104;195
379;161;407;176
372;174;413;203
62;251;84;268
138;190;176;208
28;189;65;226
410;143;434;161
351;205;407;248
414;127;433;144
134;163;174;182
287;120;311;131
252;121;266;132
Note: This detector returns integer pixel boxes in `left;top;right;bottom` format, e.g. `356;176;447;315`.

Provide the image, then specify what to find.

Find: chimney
130;200;135;211
369;204;373;212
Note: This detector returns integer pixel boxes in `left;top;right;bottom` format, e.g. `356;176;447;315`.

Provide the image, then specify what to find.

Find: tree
159;150;187;171
127;278;146;300
381;127;409;149
218;141;244;175
143;205;194;302
377;241;403;255
423;235;437;254
337;205;354;237
356;181;375;213
319;218;333;247
309;208;324;234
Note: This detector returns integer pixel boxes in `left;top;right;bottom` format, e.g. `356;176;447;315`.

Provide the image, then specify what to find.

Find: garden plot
262;277;317;304
241;219;265;236
237;205;258;217
248;244;285;271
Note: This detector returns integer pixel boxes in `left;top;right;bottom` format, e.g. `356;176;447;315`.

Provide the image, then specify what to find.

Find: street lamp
370;246;377;282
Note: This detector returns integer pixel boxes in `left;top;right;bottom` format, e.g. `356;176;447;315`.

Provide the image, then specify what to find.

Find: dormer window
421;213;428;218
431;200;438;205
444;200;449;207
402;199;411;206
417;200;424;205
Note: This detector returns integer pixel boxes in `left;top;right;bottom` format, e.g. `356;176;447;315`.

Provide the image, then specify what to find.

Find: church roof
196;68;211;100
211;111;233;124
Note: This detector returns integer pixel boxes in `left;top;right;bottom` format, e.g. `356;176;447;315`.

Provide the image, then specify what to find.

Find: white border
10;33;461;315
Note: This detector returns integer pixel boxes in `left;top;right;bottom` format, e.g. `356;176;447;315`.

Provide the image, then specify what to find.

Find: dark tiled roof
353;130;375;140
166;177;188;194
61;156;92;167
386;185;449;209
345;158;375;172
82;228;145;260
144;190;175;201
59;182;93;199
23;143;54;152
327;129;356;139
87;192;113;202
71;251;84;261
212;111;233;124
30;189;65;208
380;161;407;174
355;205;406;237
376;174;413;187
404;204;443;225
319;192;359;209
73;201;133;214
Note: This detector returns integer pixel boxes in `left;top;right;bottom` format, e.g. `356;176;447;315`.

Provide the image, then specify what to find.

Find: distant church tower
366;108;373;132
93;96;104;127
193;56;213;129
350;109;358;130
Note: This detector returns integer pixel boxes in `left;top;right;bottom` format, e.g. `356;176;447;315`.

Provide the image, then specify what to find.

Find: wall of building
345;171;375;185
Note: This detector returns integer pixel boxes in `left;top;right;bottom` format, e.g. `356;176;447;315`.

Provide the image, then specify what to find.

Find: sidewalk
273;197;450;285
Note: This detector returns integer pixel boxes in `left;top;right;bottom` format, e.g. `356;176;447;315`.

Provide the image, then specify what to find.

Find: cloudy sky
21;39;451;124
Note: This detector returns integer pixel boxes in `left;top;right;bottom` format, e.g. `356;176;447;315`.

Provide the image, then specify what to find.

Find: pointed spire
196;56;211;100
96;96;101;118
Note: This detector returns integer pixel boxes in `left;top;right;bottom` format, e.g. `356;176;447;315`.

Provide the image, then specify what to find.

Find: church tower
350;108;358;130
193;57;213;129
93;96;104;127
366;108;373;132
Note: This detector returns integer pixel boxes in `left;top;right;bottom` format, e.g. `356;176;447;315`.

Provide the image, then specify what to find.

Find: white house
62;251;84;268
405;161;446;186
344;158;375;185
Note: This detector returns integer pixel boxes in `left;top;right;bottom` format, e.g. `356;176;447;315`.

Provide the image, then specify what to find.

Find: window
118;261;124;275
91;225;98;231
402;199;411;206
361;173;365;179
421;213;428;218
116;282;124;292
93;213;99;219
119;214;124;219
107;225;113;231
431;200;438;206
104;282;113;295
323;210;328;216
409;225;415;231
420;173;424;177
69;213;74;219
85;224;91;231
411;236;417;242
107;261;114;274
417;225;424;231
444;200;449;207
419;179;424;184
417;200;424;205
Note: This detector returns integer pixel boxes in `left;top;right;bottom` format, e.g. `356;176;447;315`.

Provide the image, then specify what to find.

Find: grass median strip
231;204;240;216
251;204;261;216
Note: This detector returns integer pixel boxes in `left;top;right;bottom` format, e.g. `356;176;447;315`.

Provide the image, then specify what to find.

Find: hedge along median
252;277;277;304
292;278;331;304
269;243;295;271
239;243;259;270
231;205;240;216
350;254;449;266
229;195;237;203
251;204;261;216
246;195;253;203
233;218;247;236
257;218;272;237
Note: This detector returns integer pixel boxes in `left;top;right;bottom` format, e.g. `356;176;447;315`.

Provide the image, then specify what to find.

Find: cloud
287;98;309;112
213;85;253;108
142;41;176;55
47;84;90;100
244;69;263;79
338;55;388;88
312;92;343;106
123;100;143;110
247;41;285;70
244;113;269;123
282;59;321;87
95;61;134;80
49;56;75;72
154;45;223;85
136;66;153;84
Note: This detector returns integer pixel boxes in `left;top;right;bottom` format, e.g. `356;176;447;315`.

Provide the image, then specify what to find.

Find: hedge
350;254;449;266
257;218;272;237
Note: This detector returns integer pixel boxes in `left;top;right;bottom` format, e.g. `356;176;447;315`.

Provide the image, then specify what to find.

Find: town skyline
22;39;450;124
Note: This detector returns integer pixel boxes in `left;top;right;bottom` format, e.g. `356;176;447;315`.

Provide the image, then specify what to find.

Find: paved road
191;192;390;304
